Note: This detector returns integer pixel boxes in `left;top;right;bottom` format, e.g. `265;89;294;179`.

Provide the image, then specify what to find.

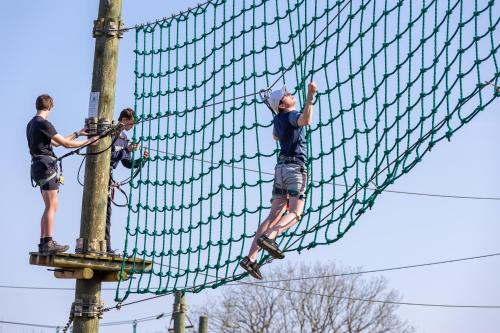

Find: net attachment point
93;18;124;38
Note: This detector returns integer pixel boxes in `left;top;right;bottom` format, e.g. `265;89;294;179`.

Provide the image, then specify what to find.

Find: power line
236;252;500;285
241;282;500;309
101;312;170;326
0;320;58;329
0;285;120;291
101;251;500;311
0;313;170;330
372;188;500;200
104;268;500;311
226;252;500;309
3;252;499;292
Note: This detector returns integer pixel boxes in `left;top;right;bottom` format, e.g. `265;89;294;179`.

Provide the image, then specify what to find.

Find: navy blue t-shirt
273;110;307;162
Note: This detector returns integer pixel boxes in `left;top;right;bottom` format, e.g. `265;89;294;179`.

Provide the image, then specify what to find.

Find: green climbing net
116;0;499;301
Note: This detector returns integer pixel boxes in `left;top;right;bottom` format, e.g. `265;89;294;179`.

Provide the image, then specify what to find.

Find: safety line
141;146;500;201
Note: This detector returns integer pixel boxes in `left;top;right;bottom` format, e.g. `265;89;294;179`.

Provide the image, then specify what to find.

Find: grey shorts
272;162;307;201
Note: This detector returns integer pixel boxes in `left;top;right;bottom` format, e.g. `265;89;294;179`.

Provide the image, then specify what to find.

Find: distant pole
173;292;187;333
72;1;122;333
198;315;208;333
132;320;137;333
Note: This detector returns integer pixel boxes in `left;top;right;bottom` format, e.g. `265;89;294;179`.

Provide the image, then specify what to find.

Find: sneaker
39;240;70;255
239;256;263;280
257;235;285;259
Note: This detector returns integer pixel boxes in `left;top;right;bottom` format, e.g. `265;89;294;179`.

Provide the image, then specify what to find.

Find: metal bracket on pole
93;18;125;38
71;298;104;319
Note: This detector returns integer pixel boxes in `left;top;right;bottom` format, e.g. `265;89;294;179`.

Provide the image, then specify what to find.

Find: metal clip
97;118;111;136
85;117;98;136
259;88;276;116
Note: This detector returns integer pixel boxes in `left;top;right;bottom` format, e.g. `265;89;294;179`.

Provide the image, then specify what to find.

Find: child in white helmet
240;81;317;279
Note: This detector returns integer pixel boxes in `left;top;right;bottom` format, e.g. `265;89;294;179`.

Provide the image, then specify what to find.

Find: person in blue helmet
240;81;317;279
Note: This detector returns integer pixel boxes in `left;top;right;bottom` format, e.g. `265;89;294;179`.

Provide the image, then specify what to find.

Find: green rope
117;0;499;302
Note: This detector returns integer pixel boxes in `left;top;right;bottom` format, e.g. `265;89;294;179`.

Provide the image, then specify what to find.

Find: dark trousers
105;185;112;252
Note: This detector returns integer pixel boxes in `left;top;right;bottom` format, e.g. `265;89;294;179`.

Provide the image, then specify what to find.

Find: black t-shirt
26;116;58;157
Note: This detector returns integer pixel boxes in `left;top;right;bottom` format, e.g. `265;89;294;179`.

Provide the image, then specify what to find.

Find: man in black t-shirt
27;94;97;255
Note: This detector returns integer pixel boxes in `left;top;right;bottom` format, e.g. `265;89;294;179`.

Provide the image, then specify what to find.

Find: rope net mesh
116;0;499;301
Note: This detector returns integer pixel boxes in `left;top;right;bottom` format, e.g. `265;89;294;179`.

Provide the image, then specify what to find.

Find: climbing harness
30;155;63;188
30;121;123;188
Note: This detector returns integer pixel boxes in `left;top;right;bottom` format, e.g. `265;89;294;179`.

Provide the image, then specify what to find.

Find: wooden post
173;292;187;333
198;315;208;333
72;1;122;333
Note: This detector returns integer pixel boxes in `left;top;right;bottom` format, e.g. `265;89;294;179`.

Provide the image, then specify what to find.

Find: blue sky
0;1;499;332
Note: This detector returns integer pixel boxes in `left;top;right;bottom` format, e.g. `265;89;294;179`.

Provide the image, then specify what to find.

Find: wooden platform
29;252;153;281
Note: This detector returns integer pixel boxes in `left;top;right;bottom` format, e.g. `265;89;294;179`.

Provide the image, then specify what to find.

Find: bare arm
51;132;78;147
51;133;97;149
297;82;317;127
51;128;88;147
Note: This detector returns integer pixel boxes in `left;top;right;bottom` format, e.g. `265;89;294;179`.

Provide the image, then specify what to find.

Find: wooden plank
29;252;152;273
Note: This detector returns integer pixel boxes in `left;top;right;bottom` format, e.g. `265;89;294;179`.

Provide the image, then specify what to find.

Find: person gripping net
240;82;317;280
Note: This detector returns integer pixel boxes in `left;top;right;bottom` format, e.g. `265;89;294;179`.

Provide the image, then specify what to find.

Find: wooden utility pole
198;315;208;333
173;292;187;333
72;1;122;332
